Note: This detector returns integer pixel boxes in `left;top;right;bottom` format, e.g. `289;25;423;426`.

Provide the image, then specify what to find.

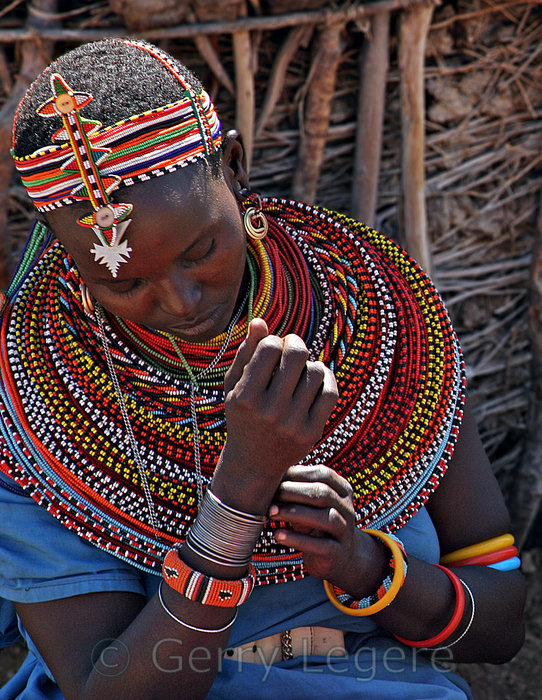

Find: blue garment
0;472;472;698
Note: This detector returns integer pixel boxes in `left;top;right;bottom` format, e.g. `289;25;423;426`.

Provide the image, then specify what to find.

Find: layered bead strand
0;197;464;582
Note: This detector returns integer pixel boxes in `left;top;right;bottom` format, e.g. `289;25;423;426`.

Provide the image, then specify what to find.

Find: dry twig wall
0;0;541;542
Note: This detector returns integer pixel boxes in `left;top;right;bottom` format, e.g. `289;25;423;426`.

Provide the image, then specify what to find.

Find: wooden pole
233;27;255;169
292;20;344;204
0;0;57;290
398;2;434;274
232;2;255;169
351;10;390;226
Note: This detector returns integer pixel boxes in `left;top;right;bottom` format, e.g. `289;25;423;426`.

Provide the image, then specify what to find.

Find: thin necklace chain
96;304;161;536
96;289;250;533
168;289;249;505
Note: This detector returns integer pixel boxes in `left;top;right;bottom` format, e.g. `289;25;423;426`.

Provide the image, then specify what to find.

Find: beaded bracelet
394;565;465;648
330;534;408;611
324;529;407;617
440;534;514;566
163;547;256;607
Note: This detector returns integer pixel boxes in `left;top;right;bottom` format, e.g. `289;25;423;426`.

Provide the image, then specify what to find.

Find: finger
224;318;269;394
271;486;353;534
266;334;309;404
290;361;328;413
307;363;339;427
275;528;345;580
275;480;339;508
274;527;343;559
280;464;353;500
237;334;285;394
270;503;348;540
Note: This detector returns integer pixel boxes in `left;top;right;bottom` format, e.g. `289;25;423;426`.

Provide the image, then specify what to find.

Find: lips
168;305;222;338
175;311;213;330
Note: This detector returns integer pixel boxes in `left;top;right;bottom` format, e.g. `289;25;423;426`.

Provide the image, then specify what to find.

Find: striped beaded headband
11;41;222;277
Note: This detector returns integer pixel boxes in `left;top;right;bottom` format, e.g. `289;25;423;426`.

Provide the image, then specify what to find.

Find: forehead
46;165;230;269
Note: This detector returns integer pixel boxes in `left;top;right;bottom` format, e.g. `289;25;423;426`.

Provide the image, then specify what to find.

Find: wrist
163;547;256;607
211;443;284;515
329;529;390;599
175;487;266;581
186;488;266;566
325;530;408;617
178;542;249;581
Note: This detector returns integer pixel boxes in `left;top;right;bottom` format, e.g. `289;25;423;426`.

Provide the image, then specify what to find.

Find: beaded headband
12;40;222;277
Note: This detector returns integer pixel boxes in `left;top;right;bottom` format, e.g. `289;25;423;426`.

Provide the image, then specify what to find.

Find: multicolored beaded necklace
96;283;250;532
0;197;465;584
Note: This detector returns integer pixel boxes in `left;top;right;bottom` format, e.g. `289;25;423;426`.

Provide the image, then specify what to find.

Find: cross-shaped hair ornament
37;73;133;277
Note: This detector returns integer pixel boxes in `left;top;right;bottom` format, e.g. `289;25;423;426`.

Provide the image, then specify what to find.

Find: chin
167;321;228;344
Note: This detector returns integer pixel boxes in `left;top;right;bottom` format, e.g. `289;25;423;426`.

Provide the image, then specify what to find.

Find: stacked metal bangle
186;488;267;567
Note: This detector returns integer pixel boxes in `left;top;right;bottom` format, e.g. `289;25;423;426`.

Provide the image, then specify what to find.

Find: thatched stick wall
0;0;541;540
0;0;58;289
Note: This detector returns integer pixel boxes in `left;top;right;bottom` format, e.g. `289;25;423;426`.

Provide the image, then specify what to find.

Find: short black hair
13;38;221;176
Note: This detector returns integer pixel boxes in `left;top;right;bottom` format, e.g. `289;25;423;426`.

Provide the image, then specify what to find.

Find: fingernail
268;505;279;516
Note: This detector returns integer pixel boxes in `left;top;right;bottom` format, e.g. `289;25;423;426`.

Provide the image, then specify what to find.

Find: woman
0;38;525;699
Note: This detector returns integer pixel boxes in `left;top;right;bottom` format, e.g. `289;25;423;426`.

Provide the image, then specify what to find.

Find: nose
157;272;201;318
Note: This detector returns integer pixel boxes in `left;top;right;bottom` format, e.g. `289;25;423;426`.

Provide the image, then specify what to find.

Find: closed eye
101;239;215;296
111;278;145;297
180;239;215;266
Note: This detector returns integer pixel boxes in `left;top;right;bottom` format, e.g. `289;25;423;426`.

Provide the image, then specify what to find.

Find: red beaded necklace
0;198;464;583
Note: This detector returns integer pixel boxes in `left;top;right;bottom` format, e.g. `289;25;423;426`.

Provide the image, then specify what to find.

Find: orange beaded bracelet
324;529;407;616
162;547;256;607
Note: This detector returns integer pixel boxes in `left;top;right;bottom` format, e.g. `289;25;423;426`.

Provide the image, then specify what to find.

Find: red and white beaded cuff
162;547;256;607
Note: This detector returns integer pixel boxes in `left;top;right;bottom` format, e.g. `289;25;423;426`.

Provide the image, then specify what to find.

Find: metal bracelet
186;488;266;568
158;580;237;633
434;579;476;650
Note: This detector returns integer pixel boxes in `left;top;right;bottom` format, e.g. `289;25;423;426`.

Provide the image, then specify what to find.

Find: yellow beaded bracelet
440;534;514;566
324;529;406;617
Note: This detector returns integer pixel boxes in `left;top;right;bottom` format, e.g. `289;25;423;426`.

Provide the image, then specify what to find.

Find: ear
34;208;58;239
35;209;48;226
221;129;249;201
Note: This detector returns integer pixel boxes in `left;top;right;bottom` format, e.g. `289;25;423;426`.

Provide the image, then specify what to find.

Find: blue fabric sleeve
0;473;472;700
0;472;146;605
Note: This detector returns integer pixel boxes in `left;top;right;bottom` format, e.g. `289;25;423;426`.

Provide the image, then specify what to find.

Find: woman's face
46;165;248;342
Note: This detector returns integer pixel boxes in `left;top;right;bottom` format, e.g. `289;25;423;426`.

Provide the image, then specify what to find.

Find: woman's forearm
371;556;526;663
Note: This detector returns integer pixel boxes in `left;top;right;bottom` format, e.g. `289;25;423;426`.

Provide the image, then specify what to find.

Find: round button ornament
55;93;76;114
95;206;116;228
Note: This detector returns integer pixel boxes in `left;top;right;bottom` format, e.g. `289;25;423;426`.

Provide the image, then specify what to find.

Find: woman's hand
269;464;357;579
268;464;389;596
212;319;338;513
